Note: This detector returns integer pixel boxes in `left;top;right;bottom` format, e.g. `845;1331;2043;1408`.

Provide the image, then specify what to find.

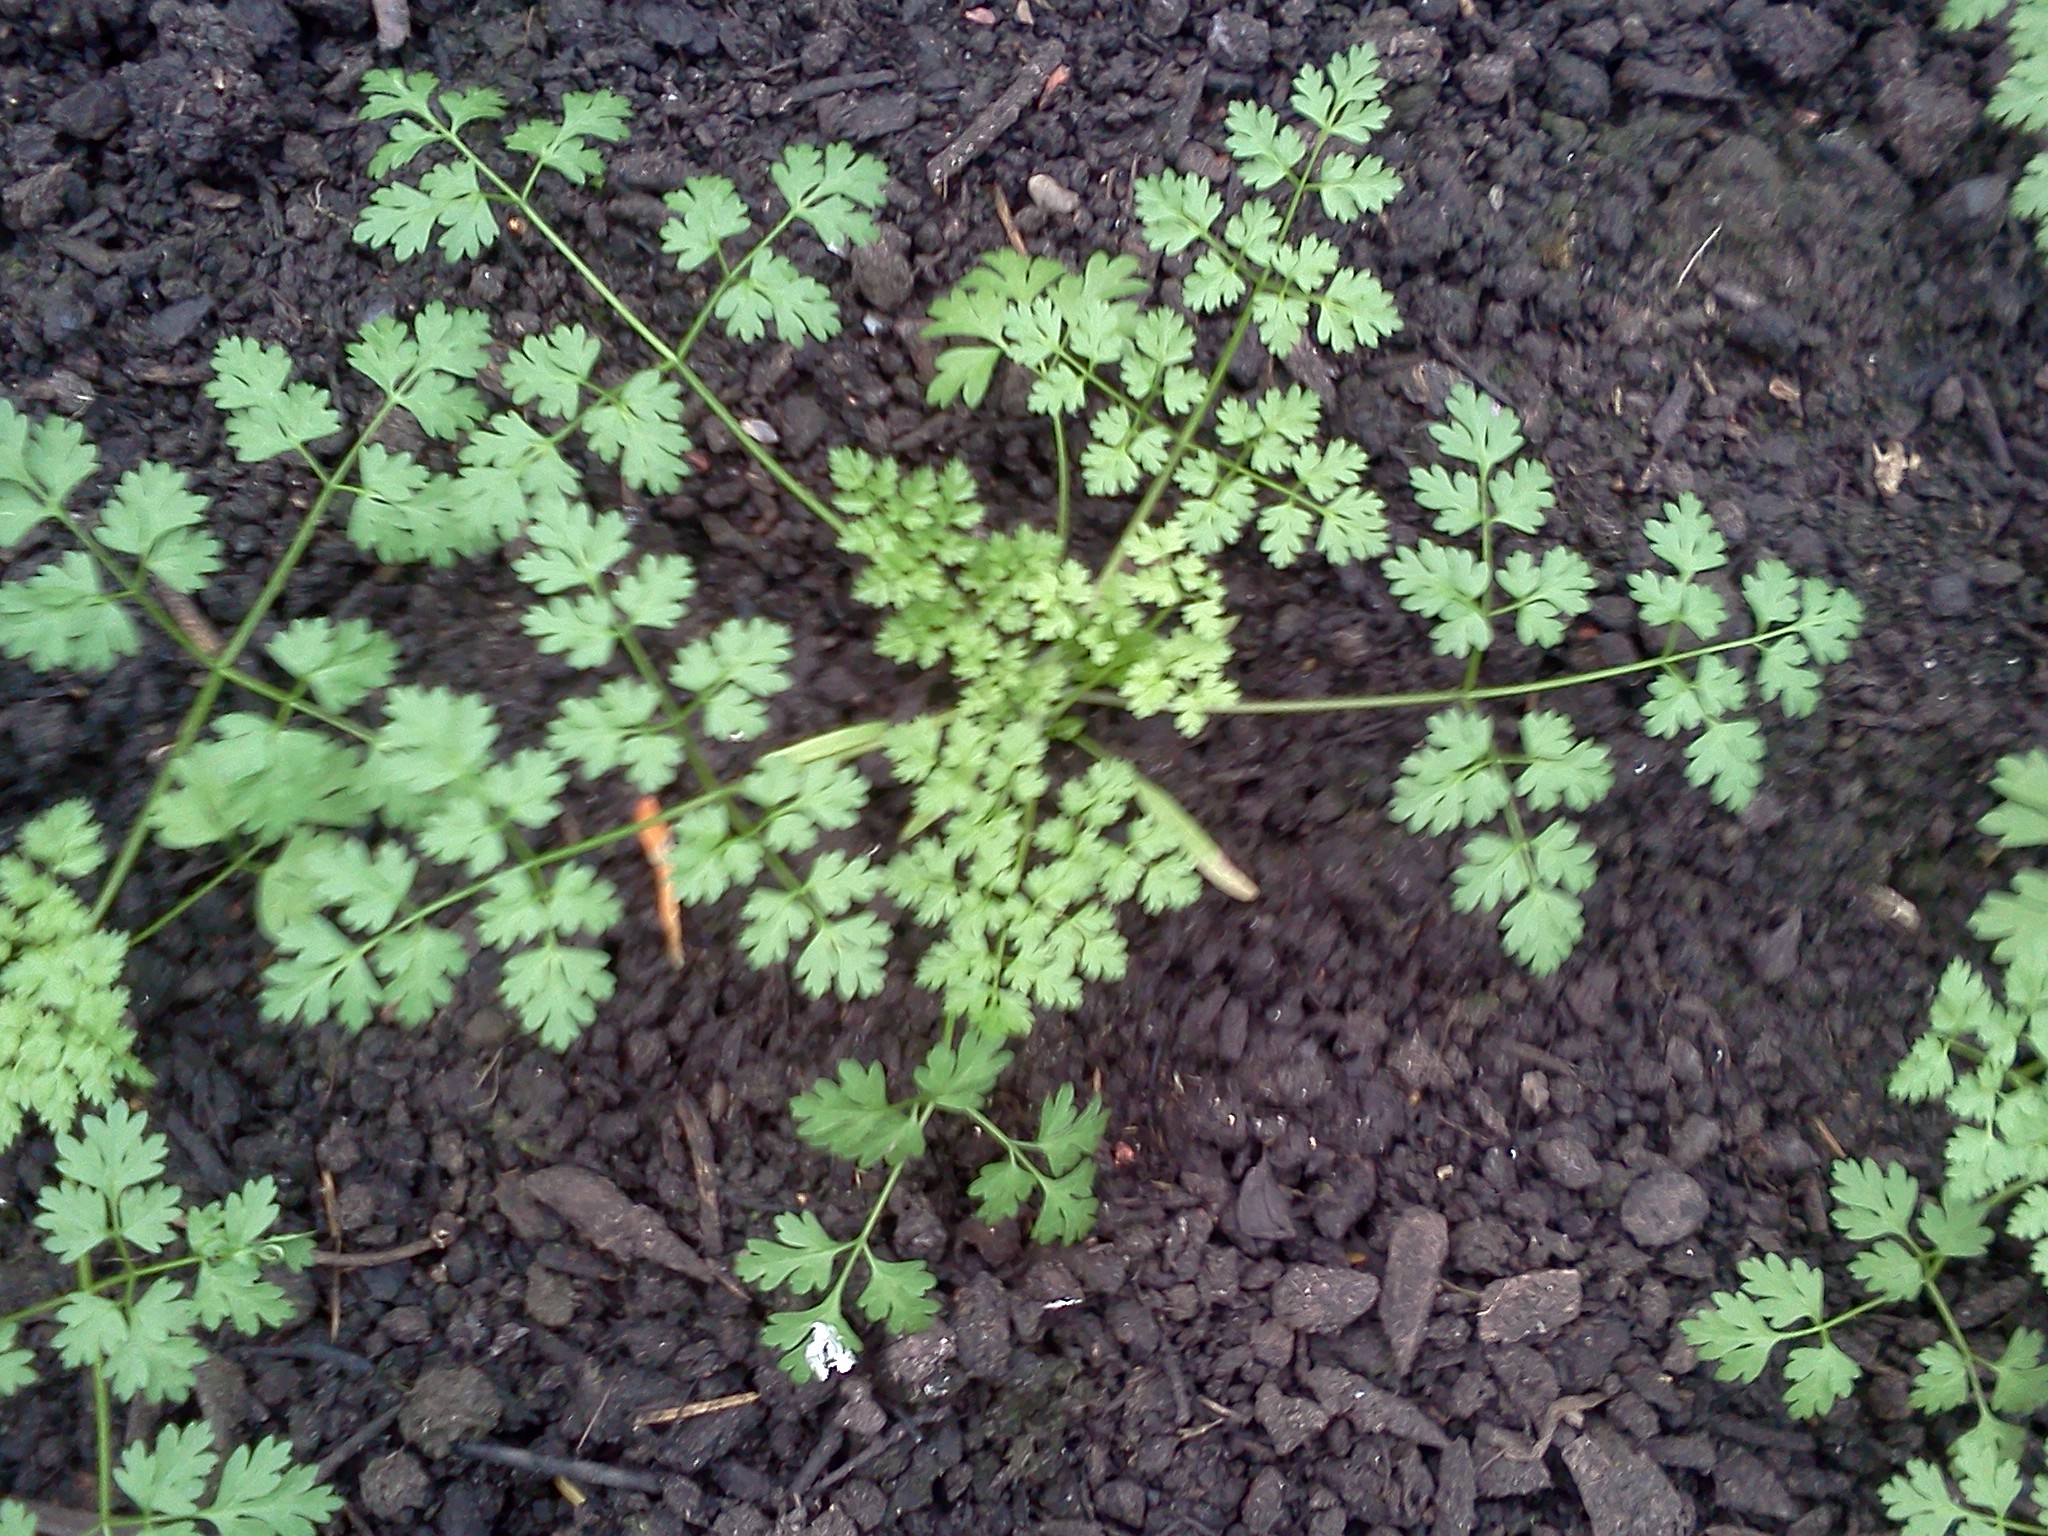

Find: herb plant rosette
0;46;1863;1530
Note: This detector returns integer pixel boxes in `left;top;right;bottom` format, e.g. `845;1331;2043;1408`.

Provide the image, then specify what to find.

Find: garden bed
2;0;2046;1532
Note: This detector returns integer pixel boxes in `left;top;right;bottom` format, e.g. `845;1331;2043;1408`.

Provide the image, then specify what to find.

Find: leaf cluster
0;398;222;674
1939;0;2048;260
0;802;142;1154
0;1104;337;1536
733;1029;1107;1378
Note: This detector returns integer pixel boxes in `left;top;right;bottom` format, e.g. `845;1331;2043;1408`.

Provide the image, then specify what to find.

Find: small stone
1097;1479;1148;1528
1749;909;1803;983
1930;175;2011;238
1926;572;1973;618
524;1264;577;1327
1380;1209;1448;1377
1669;1117;1722;1171
1538;1135;1603;1191
1930;375;1967;422
400;1365;504;1458
359;1451;431;1519
880;1327;957;1402
49;77;129;141
1477;1269;1583;1345
850;238;914;312
1457;54;1516;105
1254;1381;1331;1455
1236;1159;1299;1242
1742;5;1850;83
1026;172;1078;216
1561;1426;1696;1536
1207;8;1270;70
1242;1467;1288;1534
148;297;213;348
1714;1449;1800;1522
1272;1263;1380;1333
815;93;917;141
1545;53;1610;120
1980;558;2024;589
4;165;75;233
1141;0;1188;33
1620;1170;1709;1249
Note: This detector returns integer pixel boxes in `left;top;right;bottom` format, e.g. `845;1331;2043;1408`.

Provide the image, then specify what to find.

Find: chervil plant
1683;750;2048;1536
0;48;1860;1381
1939;0;2048;256
0;1103;336;1535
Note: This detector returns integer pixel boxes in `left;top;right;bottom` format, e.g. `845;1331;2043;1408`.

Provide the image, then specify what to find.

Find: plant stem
89;399;398;927
440;126;847;537
1052;415;1072;551
1181;624;1813;716
132;849;259;944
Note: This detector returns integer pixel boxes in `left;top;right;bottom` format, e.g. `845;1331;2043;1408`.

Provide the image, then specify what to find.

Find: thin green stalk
1052;415;1072;551
437;127;846;537
90;398;400;925
1165;622;1813;716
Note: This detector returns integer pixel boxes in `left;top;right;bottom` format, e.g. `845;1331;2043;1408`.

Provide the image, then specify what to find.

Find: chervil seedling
0;52;1861;1396
0;1104;337;1536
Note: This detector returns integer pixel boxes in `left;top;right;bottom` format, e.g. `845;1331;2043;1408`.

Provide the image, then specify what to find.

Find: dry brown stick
318;1168;343;1342
767;68;899;113
633;1390;761;1429
674;1092;724;1260
314;1404;403;1481
927;43;1063;193
312;1219;460;1271
452;1441;667;1495
991;184;1029;257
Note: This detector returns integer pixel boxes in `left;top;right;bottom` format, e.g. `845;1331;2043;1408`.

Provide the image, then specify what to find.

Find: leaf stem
1173;622;1816;716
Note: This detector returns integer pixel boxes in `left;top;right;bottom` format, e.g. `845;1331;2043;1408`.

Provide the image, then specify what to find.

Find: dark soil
4;0;2048;1533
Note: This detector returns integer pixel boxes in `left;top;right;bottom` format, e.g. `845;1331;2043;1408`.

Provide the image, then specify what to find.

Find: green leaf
1781;1340;1860;1418
856;1253;939;1333
205;337;343;463
1224;100;1308;188
503;90;632;185
17;799;106;879
915;1030;1013;1113
1685;716;1766;812
582;368;691;494
500;324;601;418
1849;1239;1925;1304
1132;170;1225;256
772;141;887;249
1390;709;1508;834
0;1325;33;1398
1644;492;1728;577
715;248;841;345
734;1209;844;1294
1035;1084;1107;1175
499;942;614;1049
671;616;793;741
354;158;498;262
96;462;220;594
1315;149;1402;221
347;303;491;437
1681;1291;1782;1383
759;1303;859;1383
662;176;752;271
0;397;99;544
0;549;138;672
55;1279;205;1402
1317;266;1401;351
796;912;890;999
792;1060;924;1166
268;617;398;712
968;1157;1036;1225
1290;44;1390;143
263;917;381;1030
205;1438;341;1536
1384;540;1491;656
1514;712;1612;811
115;1422;215;1520
1918;1194;1994;1259
1990;1326;2048;1416
1736;1251;1826;1329
1829;1158;1919;1242
1032;1161;1099;1244
1984;750;2048;850
550;678;678;791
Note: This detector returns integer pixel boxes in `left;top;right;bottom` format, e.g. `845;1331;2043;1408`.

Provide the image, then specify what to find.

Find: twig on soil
992;183;1029;258
764;69;899;113
1960;372;2015;473
370;0;409;50
927;42;1063;192
807;1425;910;1498
1811;1116;1847;1161
452;1441;668;1494
1489;1392;1608;1463
633;1390;760;1429
1674;223;1720;290
674;1091;724;1258
314;1404;403;1481
311;1219;462;1270
318;1168;343;1341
